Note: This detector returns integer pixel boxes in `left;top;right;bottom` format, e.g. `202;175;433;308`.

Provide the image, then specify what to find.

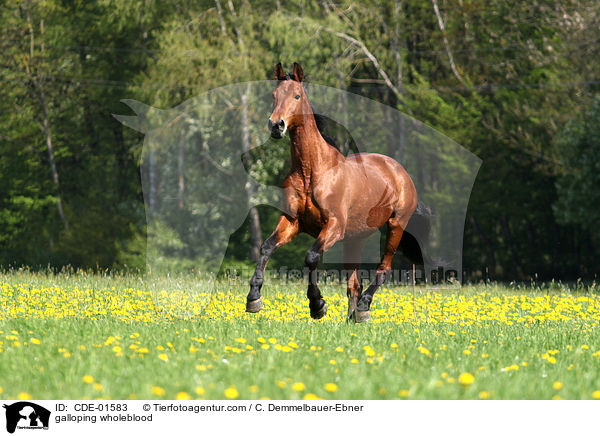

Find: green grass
1;270;599;400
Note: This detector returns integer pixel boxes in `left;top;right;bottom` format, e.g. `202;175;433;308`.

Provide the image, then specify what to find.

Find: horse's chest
299;195;325;237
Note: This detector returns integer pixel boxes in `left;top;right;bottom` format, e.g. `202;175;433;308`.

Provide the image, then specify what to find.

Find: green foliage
554;96;600;231
1;0;600;280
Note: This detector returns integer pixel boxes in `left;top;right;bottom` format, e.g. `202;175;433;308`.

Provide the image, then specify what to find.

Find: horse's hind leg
343;238;366;322
355;214;410;323
247;215;298;312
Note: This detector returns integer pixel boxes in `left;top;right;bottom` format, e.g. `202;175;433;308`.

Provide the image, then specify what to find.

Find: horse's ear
275;63;285;81
293;62;304;82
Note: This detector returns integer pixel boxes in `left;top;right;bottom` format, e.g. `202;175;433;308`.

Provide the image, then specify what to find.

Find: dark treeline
1;0;599;281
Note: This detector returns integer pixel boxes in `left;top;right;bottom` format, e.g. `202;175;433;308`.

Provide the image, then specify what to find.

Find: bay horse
246;62;419;323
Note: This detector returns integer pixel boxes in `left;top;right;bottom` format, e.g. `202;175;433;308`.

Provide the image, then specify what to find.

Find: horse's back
346;152;415;199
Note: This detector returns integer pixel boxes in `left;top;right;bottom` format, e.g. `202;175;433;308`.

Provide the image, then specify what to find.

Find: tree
554;96;600;233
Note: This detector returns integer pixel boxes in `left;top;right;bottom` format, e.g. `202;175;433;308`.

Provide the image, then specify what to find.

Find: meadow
1;270;600;400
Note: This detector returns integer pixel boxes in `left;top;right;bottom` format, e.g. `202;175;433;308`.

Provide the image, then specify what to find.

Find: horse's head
269;62;307;139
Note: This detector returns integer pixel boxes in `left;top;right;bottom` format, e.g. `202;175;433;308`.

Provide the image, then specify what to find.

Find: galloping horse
246;62;419;322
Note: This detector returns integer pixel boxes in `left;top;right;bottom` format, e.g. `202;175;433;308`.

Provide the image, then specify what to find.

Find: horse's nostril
278;120;285;128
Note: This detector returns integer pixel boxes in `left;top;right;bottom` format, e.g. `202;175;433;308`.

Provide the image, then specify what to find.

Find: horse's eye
294;94;301;100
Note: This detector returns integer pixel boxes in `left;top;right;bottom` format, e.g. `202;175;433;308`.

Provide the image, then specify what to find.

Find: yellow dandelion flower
224;387;239;399
458;372;475;386
158;353;168;362
249;385;259;393
303;393;322;400
93;383;103;391
176;392;191;400
336;347;344;352
30;338;40;345
82;375;94;384
592;391;600;399
152;386;165;396
292;382;306;392
18;392;31;400
195;387;206;395
553;381;563;390
324;383;338;392
417;346;430;355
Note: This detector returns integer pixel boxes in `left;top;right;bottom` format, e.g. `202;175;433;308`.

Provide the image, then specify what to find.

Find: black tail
399;201;432;266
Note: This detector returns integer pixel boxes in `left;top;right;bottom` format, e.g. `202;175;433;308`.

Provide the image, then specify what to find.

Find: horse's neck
289;114;336;180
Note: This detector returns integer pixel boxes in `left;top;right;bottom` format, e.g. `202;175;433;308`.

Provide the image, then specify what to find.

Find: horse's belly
344;206;392;238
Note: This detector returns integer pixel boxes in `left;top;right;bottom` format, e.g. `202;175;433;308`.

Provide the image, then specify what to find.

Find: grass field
1;270;600;400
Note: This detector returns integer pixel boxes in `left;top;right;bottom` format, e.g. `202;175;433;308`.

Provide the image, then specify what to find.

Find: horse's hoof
354;310;370;323
246;297;263;313
310;301;327;320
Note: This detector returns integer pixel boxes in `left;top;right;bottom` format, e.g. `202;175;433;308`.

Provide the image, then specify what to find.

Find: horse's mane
279;73;340;151
313;112;340;151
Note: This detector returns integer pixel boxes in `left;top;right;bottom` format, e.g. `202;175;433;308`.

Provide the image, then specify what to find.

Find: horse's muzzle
268;118;286;139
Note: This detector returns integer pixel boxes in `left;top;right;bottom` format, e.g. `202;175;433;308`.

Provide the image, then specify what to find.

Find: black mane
313;112;340;151
279;72;340;151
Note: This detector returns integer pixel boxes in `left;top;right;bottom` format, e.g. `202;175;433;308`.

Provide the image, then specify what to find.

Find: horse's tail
401;201;456;281
399;200;433;266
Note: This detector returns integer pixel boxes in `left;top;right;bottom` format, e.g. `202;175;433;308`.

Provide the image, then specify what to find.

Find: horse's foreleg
305;218;344;319
246;215;299;312
356;216;409;322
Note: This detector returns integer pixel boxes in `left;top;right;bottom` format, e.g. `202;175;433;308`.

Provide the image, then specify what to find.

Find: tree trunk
29;14;68;231
177;128;185;209
229;2;262;262
471;216;496;279
241;89;262;262
40;94;69;231
501;215;520;279
148;148;157;217
431;0;465;84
